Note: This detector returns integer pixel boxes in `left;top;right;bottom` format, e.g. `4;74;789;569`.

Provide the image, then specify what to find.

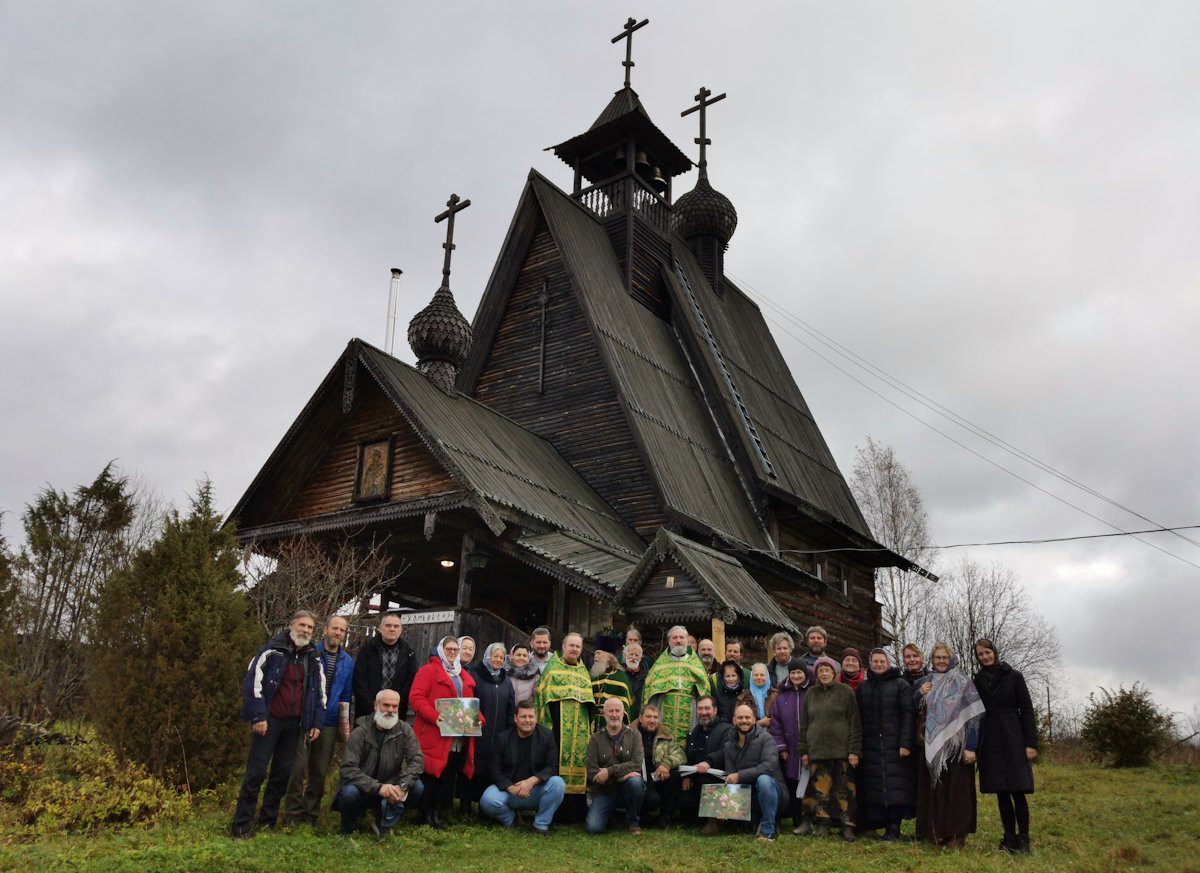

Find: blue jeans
752;774;784;838
585;776;645;834
480;776;566;832
333;780;424;835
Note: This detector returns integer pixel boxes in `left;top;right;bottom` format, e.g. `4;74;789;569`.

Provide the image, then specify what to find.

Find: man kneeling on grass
480;698;565;835
585;697;646;834
332;689;424;836
722;703;787;842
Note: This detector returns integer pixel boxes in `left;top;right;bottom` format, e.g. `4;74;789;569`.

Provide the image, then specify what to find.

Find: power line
734;523;1200;557
735;295;1200;572
730;272;1200;557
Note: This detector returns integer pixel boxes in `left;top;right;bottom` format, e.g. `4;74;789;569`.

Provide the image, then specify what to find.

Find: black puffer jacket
974;663;1037;794
470;662;516;770
855;666;916;811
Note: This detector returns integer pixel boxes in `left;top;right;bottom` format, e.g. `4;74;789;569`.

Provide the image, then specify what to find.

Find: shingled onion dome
673;174;738;245
407;284;472;395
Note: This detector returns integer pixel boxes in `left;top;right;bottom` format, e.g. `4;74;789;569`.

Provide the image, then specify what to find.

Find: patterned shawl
924;657;985;782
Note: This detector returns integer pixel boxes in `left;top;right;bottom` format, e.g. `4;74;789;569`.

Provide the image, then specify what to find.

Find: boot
792;816;813;836
999;831;1017;853
882;822;901;842
842;825;857;842
1016;833;1032;854
701;818;721;836
813;821;831;837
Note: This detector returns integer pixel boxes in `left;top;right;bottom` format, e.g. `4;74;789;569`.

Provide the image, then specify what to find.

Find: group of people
233;614;1038;853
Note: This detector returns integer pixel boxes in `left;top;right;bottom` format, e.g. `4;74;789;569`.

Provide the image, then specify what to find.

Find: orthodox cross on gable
435;193;471;289
611;17;649;89
681;86;727;179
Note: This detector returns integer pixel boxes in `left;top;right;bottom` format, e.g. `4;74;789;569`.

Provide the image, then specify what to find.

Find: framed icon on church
353;436;393;503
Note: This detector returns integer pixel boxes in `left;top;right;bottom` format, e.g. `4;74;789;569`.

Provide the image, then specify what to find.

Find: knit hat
841;647;863;666
813;655;839;677
787;658;808;672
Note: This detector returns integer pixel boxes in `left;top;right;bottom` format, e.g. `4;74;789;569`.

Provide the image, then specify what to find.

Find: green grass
2;762;1198;873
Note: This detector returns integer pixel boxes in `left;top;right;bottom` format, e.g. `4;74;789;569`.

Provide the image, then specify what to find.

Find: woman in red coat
410;635;478;828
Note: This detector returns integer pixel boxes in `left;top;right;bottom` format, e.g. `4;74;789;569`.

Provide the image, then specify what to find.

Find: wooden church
229;19;918;656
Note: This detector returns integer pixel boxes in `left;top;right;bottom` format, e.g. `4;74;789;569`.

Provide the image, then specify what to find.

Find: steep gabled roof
526;173;773;549
666;246;872;539
230;339;643;560
617;528;799;632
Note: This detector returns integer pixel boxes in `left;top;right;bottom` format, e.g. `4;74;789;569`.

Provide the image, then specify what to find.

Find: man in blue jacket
231;610;327;838
281;614;354;827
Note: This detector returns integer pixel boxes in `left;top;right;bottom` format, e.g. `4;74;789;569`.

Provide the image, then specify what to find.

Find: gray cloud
2;2;1197;714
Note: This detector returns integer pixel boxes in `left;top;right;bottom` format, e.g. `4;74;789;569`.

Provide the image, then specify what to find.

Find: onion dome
672;175;738;245
407;285;472;394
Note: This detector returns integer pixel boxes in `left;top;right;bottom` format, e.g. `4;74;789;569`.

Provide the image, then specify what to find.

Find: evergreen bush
89;480;260;790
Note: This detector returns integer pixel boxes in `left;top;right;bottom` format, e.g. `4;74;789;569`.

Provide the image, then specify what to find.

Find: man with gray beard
232;611;326;838
643;626;711;744
589;634;634;730
333;689;425;836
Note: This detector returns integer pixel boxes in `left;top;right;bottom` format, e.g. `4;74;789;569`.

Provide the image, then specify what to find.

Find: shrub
0;728;189;833
1081;683;1174;767
88;480;261;790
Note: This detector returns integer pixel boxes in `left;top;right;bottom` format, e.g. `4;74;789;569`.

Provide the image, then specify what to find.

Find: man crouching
332;689;424;836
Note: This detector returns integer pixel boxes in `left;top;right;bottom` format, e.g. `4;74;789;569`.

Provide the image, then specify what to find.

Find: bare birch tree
850;436;938;660
239;533;409;634
932;556;1062;692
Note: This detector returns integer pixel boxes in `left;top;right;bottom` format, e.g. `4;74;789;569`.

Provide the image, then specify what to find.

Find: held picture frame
435;697;482;737
353;436;393;503
699;783;752;821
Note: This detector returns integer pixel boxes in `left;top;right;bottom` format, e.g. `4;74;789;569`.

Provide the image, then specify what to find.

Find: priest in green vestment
589;634;634;731
643;625;712;744
534;631;595;795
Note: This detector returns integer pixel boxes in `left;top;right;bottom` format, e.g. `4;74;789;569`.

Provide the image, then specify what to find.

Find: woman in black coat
973;638;1037;854
466;643;516;818
855;648;916;840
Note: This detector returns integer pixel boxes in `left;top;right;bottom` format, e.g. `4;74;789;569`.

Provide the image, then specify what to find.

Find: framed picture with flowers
699;783;751;821
435;697;482;736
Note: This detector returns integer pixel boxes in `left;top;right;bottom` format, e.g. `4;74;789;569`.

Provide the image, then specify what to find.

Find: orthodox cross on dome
681;86;727;180
611;17;649;89
434;193;471;290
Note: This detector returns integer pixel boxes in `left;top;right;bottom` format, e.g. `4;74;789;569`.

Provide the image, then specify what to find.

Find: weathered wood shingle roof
667;248;873;539
618;528;799;632
529;174;773;550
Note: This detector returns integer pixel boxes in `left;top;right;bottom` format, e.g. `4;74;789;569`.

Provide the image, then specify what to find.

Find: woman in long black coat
855;648;916;840
973;638;1038;854
466;642;515;818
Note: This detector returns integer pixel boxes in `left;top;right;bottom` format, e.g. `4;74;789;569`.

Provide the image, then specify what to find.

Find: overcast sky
3;3;1197;720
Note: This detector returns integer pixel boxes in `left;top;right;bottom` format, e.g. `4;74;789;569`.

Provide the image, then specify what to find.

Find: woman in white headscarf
410;636;478;828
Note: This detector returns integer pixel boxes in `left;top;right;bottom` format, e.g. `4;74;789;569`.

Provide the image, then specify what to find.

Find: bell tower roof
548;18;691;190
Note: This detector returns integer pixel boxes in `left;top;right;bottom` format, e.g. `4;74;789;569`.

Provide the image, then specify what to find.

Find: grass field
2;762;1197;873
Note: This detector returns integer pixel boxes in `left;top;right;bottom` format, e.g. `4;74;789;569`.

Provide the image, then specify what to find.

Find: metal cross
611;17;649;89
681;86;727;179
434;193;471;289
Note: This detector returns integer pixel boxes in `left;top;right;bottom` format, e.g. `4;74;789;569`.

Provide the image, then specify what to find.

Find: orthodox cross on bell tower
612;17;649;89
681;86;727;180
434;193;471;290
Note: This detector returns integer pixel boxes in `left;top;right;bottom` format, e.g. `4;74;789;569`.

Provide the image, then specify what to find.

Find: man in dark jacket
282;614;354;826
352;612;418;720
680;695;734;828
479;699;565;834
332;689;425;836
723;703;787;841
231;611;326;838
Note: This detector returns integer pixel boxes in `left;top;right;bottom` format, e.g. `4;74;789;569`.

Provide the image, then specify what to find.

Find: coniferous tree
90;479;259;790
